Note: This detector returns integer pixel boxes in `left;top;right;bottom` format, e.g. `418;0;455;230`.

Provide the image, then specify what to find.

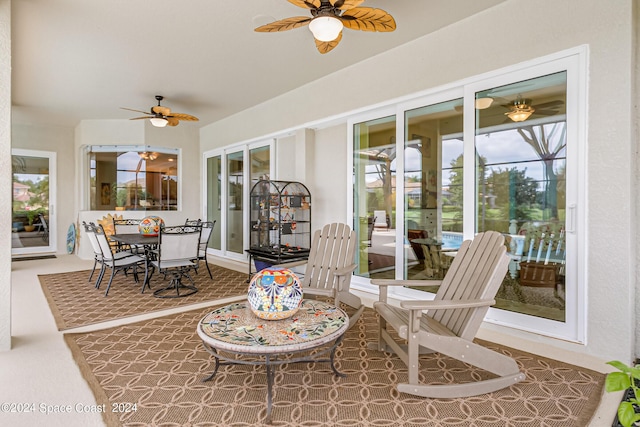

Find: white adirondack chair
281;223;364;329
370;231;525;398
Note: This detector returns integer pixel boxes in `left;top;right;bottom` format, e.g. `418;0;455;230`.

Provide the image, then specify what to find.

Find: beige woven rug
39;263;248;330
64;307;605;426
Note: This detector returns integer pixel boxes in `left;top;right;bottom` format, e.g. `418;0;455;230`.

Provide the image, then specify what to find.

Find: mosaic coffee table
197;299;348;424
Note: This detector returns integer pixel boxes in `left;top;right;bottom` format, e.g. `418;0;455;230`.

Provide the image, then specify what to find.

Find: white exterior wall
200;0;636;363
0;0;11;351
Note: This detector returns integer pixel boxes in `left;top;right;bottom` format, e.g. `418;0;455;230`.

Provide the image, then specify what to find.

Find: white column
294;128;315;185
0;0;12;351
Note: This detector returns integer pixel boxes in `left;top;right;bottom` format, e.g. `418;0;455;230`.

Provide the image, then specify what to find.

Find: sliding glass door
226;150;244;255
350;53;585;342
206;155;222;251
352;114;396;279
12;149;56;255
474;72;568;322
204;141;273;260
403;99;464;282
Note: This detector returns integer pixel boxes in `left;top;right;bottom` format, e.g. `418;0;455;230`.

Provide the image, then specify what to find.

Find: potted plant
606;360;640;427
24;209;40;232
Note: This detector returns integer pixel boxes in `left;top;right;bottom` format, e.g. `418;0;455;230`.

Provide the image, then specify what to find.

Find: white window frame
202;139;275;261
83;145;181;211
462;53;586;343
347;46;588;343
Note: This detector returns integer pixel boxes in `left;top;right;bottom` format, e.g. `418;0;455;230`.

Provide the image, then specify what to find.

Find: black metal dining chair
38;213;49;242
83;221;134;287
113;218;143;253
196;220;216;279
94;224;149;296
149;225;202;298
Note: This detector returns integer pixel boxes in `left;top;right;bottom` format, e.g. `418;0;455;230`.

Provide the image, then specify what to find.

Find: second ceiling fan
255;0;396;54
121;96;199;127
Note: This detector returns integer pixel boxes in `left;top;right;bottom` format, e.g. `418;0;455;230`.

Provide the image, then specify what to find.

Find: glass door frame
202;139;275;261
348;49;587;343
462;53;587;343
347;105;397;287
11;148;57;255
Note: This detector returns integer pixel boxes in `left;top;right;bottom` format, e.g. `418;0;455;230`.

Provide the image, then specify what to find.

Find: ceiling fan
255;0;396;54
502;96;564;122
121;95;199;127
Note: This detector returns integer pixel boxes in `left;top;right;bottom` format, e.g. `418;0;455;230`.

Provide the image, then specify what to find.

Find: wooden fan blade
166;117;180;127
340;7;396;32
533;100;564;109
168;113;199;122
534;110;562;116
130;116;153;120
315;31;342;54
331;0;364;10
121;107;152;115
152;106;171;116
255;16;312;32
288;0;320;9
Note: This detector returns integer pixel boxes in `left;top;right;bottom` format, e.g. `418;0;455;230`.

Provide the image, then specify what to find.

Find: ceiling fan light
475;97;494;109
150;117;168;127
506;108;534;122
139;151;159;161
309;16;343;42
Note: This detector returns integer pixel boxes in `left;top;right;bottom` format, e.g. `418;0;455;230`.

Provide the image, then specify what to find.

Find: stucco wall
312;124;348;228
0;0;11;351
200;0;636;363
634;0;640;360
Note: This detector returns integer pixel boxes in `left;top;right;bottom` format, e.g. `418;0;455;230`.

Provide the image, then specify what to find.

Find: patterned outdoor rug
39;263;248;330
64;307;605;426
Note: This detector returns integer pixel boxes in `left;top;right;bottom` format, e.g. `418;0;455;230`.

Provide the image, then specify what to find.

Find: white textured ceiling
11;0;505;128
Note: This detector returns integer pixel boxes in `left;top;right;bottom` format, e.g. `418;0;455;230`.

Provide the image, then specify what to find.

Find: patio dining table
109;233;159;248
109;233;159;290
110;232;160;256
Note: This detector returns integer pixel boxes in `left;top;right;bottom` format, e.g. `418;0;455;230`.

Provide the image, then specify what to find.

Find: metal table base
201;335;346;424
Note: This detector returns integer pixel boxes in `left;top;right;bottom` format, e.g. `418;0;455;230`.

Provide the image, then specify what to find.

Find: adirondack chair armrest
399;298;495;311
332;264;357;292
371;279;443;304
334;264;357;277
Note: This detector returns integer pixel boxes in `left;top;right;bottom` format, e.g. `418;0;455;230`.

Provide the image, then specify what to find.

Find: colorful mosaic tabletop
197;299;348;354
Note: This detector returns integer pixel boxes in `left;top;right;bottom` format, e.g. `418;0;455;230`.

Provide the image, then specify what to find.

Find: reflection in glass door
226;151;244;254
250;145;270;188
12;149;56;255
475;72;568;323
403;99;463;282
206;142;273;258
206;155;222;251
352;115;396;279
350;55;583;340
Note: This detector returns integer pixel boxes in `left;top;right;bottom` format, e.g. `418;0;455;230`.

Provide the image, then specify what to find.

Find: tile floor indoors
0;254;622;426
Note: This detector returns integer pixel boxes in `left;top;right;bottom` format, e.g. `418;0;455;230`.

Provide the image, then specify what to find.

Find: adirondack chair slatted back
301;223;356;292
430;231;509;340
519;230;565;288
